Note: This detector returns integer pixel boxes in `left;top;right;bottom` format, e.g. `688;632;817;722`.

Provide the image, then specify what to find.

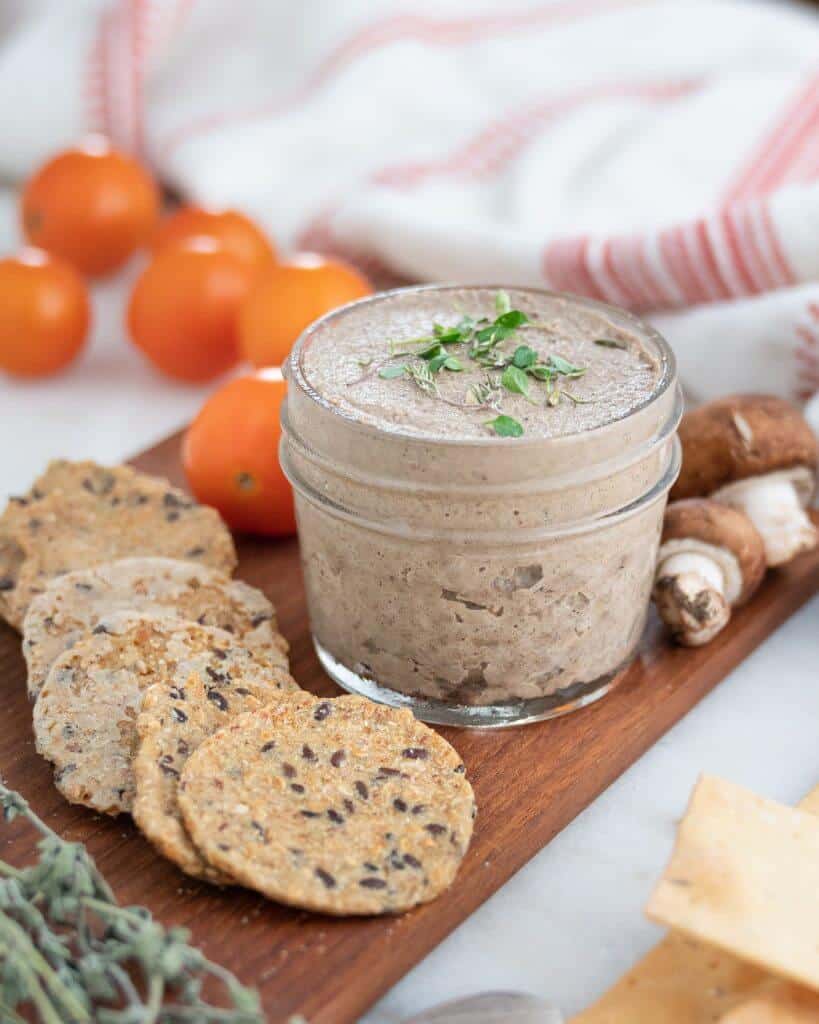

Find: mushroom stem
653;551;730;647
659;552;725;592
716;476;818;568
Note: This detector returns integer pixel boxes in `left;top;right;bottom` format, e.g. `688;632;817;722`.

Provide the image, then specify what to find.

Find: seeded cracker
134;669;300;882
178;692;476;915
0;460;237;629
33;615;294;816
23;556;288;698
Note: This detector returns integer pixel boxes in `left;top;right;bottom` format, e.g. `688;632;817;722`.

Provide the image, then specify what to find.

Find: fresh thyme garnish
360;291;593;436
0;780;264;1023
594;337;628;350
469;309;528;361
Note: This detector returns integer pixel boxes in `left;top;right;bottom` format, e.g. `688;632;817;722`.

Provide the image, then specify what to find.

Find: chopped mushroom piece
653;499;766;646
671;395;818;567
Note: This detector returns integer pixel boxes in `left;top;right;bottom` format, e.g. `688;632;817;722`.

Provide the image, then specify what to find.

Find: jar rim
285;283;677;450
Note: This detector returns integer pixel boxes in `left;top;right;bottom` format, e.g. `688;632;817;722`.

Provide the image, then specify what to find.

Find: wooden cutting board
1;431;818;1024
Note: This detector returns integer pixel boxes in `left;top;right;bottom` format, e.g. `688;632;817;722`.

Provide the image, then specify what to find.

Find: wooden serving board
2;432;818;1024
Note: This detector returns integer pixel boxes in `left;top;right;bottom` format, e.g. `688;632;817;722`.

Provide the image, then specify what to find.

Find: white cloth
2;0;819;451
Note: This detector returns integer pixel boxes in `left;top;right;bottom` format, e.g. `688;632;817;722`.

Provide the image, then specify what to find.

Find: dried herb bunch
0;779;264;1023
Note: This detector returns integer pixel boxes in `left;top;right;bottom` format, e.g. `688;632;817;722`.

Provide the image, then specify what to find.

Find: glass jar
282;286;681;728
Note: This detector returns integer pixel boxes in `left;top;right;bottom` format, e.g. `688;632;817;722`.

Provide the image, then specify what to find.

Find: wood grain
1;430;817;1024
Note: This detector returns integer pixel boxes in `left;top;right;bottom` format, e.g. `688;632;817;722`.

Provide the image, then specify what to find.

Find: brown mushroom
653;499;766;646
671;394;818;567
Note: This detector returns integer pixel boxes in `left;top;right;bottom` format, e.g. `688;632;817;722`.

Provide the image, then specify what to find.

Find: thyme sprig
405;361;438;397
361;291;591;437
0;781;266;1023
467;374;504;412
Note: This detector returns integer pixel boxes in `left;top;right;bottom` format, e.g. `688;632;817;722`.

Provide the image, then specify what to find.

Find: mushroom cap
671;395;818;502
661;498;766;605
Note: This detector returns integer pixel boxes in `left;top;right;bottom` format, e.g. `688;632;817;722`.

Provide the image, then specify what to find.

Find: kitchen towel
2;0;819;422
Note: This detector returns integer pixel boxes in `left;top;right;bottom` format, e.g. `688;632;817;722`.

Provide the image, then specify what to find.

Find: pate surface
299;287;662;441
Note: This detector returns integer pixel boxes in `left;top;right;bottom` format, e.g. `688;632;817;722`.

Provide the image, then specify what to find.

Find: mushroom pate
283;286;681;726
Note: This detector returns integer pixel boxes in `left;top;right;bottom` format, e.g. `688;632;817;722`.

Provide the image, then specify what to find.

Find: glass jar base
314;638;627;729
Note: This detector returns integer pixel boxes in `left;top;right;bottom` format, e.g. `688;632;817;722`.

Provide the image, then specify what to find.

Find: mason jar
282;285;681;727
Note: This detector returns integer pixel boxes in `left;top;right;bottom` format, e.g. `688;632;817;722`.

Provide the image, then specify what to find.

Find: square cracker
571;784;819;1023
720;981;819;1023
569;931;767;1023
646;775;819;994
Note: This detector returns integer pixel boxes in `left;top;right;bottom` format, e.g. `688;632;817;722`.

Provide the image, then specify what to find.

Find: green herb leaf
417;340;445;359
594;338;627;350
486;414;524;437
512;345;538;369
496;309;529;330
495;290;511;315
429;352;462;373
436;326;468;345
527;364;555;381
474;323;512;346
379;364;407;379
548;354;586;377
501;364;532;397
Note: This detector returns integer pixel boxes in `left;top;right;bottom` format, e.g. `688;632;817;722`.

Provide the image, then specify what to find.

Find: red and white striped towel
2;0;819;424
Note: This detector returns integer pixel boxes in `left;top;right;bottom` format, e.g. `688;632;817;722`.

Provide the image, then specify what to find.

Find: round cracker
22;557;288;698
33;615;294;816
0;460;236;629
178;693;476;915
134;670;300;882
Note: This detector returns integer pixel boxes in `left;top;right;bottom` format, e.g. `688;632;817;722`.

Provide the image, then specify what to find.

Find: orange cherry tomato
127;239;257;383
0;249;90;378
20;137;160;277
153;206;276;274
238;254;372;367
183;369;296;536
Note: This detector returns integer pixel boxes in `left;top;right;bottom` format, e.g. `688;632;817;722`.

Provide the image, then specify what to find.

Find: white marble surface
0;204;817;1023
